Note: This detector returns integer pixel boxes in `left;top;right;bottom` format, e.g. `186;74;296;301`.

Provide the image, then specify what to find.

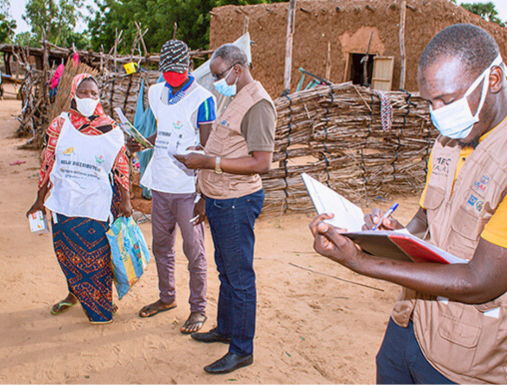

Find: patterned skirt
51;183;120;324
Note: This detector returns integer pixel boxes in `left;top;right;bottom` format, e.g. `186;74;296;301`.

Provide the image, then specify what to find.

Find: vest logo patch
473;175;490;192
433;156;451;175
63;147;74;155
95;155;105;164
220;115;232;128
475;200;484;213
468;194;478;207
172;120;183;130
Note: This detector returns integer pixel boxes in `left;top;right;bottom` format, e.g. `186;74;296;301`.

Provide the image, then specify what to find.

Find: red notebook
344;230;467;264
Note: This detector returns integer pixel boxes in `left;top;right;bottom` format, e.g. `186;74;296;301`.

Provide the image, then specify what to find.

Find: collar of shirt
164;75;195;102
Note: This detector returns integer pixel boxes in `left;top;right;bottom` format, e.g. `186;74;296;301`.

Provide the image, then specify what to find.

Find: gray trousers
151;190;207;315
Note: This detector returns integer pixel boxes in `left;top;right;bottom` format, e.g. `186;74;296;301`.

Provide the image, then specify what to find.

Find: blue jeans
205;189;264;356
376;318;455;384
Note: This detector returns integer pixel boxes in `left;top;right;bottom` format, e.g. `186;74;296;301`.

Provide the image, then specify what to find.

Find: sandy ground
0;98;422;384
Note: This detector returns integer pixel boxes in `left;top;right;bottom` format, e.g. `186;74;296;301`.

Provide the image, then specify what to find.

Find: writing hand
363;208;403;231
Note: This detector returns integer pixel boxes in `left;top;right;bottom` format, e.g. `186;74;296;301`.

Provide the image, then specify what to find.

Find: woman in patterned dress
27;73;132;324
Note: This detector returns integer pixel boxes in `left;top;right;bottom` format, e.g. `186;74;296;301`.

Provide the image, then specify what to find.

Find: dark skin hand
310;55;507;305
310;213;507;304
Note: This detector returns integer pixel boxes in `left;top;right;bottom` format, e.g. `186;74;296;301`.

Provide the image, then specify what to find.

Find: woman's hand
26;199;46;218
309;213;363;267
126;137;144;153
118;198;133;217
362;208;403;231
118;184;133;217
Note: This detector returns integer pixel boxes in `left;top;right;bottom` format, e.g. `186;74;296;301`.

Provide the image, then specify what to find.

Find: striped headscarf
159;40;190;73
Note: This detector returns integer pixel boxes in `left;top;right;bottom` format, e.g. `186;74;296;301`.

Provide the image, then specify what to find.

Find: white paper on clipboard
301;172;365;232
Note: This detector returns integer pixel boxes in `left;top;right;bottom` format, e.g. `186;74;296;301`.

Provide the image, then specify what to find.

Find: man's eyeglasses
212;62;241;81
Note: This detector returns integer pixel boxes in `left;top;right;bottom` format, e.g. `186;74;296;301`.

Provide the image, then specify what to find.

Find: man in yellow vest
175;44;276;374
311;24;507;384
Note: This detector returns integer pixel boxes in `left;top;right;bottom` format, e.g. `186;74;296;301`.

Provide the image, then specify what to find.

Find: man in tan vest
175;44;276;374
310;24;507;384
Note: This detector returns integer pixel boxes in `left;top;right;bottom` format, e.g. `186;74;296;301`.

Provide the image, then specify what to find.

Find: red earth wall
209;0;507;97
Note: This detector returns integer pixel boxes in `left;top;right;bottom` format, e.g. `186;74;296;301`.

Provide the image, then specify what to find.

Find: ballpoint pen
371;203;399;231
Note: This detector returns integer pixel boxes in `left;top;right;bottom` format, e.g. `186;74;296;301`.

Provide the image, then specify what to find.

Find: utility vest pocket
207;124;230;156
423;186;445;210
421;300;507;381
447;206;487;260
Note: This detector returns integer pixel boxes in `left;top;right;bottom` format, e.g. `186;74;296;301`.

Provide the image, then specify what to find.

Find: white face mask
75;96;100;117
213;68;238;97
429;55;503;140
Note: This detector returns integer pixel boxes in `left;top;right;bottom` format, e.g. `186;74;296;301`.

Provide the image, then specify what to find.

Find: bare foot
138;299;177;318
50;292;78;315
180;312;207;334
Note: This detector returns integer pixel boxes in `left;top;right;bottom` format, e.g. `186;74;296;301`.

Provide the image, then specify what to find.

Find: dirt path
0;100;421;384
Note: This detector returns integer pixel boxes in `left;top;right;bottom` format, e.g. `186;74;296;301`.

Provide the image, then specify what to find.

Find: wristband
215;156;223;174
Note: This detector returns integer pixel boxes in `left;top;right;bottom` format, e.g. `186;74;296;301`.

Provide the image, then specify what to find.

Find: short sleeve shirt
240;99;277;152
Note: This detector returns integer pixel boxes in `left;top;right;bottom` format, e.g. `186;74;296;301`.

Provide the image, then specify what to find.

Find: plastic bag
107;216;151;299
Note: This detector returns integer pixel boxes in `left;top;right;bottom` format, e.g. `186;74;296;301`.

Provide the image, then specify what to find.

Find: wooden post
243;15;250;34
173;22;178;40
399;0;406;90
114;28;118;69
284;0;297;93
325;41;332;81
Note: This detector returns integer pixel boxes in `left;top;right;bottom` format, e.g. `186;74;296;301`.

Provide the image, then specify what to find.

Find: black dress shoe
204;352;253;374
191;327;231;344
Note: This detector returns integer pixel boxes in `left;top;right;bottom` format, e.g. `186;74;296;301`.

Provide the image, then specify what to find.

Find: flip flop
50;299;76;315
180;314;208;334
138;302;177;318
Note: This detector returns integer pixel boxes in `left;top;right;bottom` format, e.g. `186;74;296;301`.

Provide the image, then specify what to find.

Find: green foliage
461;2;505;27
23;0;89;48
14;31;34;46
0;0;16;44
0;14;16;43
88;0;286;55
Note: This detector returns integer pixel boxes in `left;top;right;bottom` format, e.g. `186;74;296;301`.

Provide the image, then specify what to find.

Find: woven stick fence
100;70;160;123
260;82;437;215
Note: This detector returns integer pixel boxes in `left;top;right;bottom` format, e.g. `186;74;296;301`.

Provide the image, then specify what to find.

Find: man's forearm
343;241;504;304
220;155;271;175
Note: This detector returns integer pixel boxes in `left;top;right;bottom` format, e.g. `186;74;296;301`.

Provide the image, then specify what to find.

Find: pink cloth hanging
50;64;65;89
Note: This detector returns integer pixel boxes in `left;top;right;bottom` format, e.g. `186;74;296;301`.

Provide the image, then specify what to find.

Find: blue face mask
213;68;238;97
430;55;503;139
